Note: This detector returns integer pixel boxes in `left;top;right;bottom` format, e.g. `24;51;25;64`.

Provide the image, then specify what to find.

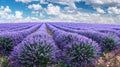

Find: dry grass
96;48;120;67
46;26;53;36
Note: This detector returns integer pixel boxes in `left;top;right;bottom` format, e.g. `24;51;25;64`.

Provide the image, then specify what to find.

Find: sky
0;0;120;24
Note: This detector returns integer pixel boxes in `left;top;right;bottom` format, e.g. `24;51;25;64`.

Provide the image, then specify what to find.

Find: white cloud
15;0;32;3
24;16;41;22
0;3;118;24
47;0;79;9
45;4;115;24
15;0;79;9
55;12;115;24
0;6;23;20
31;11;41;17
82;0;120;6
15;11;23;18
40;0;48;4
108;7;120;14
15;0;40;3
0;6;4;9
4;6;11;13
0;6;19;22
95;8;105;14
0;6;13;19
15;0;48;3
79;0;120;15
28;4;42;10
31;11;39;14
35;13;115;24
83;0;103;5
46;4;61;15
101;0;120;4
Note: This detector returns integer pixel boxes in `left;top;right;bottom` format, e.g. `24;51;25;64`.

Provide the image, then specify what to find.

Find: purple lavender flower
9;24;59;67
51;23;120;53
0;24;41;56
47;24;101;66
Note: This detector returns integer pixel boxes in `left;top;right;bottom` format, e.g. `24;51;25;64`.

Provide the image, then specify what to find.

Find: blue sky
0;0;120;24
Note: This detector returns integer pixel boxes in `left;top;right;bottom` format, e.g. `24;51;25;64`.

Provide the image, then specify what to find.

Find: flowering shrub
47;24;101;66
9;24;58;67
0;37;14;56
0;25;40;56
51;24;120;53
77;31;119;52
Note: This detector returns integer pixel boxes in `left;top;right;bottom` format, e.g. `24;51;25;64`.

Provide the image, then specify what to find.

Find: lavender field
0;23;120;67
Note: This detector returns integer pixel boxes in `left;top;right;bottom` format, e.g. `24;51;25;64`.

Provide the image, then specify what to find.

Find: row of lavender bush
46;24;101;66
0;24;41;56
53;23;120;37
9;24;59;67
0;23;35;32
51;23;120;53
53;23;120;30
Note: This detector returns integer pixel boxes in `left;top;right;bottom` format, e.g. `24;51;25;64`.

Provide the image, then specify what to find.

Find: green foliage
56;60;72;67
0;37;13;56
102;38;117;53
0;56;9;67
66;44;96;65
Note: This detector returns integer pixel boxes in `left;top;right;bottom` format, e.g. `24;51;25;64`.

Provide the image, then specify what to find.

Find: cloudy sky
0;0;120;24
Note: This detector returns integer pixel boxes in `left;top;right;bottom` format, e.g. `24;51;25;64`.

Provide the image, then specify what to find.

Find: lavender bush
9;24;58;67
0;25;41;56
52;24;120;53
76;31;120;52
47;24;101;66
0;37;14;56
